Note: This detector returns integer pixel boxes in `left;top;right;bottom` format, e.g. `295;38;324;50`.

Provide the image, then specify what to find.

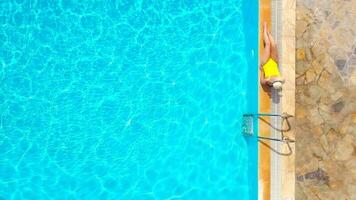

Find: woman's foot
264;22;268;33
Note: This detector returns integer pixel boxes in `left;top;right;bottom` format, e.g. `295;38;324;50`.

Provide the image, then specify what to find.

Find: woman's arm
260;67;268;85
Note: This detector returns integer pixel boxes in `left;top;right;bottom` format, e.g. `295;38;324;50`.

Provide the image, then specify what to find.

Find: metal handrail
258;136;295;143
243;112;293;118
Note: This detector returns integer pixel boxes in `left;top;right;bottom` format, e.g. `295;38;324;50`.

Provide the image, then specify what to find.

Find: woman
260;22;284;90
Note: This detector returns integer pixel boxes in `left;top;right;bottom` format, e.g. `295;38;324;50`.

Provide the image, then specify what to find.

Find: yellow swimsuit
262;58;280;78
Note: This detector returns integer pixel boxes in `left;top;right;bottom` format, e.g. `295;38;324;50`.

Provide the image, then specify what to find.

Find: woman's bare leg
268;31;278;62
261;22;271;65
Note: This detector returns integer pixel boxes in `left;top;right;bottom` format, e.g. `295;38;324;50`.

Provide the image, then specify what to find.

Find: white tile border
271;1;283;200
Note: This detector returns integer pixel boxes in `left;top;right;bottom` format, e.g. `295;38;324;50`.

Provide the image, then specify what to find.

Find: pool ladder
242;112;295;143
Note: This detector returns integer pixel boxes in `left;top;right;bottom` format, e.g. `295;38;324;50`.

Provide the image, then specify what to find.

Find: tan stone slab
296;0;356;199
281;0;296;199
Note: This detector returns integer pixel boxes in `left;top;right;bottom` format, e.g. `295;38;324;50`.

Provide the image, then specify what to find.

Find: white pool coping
271;0;283;200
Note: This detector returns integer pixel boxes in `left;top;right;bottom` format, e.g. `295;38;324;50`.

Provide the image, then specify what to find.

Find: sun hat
272;81;283;90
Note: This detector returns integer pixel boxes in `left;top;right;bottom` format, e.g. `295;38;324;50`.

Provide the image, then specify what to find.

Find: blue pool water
0;0;258;199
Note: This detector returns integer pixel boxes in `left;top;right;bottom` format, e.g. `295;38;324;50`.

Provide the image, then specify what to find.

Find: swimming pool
0;0;258;199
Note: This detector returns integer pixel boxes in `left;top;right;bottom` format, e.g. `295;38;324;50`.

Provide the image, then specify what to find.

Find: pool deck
259;0;295;199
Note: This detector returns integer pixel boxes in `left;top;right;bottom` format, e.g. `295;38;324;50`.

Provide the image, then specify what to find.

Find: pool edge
258;1;272;200
258;0;296;200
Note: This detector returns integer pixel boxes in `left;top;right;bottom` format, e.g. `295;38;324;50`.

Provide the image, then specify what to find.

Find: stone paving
296;0;356;199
